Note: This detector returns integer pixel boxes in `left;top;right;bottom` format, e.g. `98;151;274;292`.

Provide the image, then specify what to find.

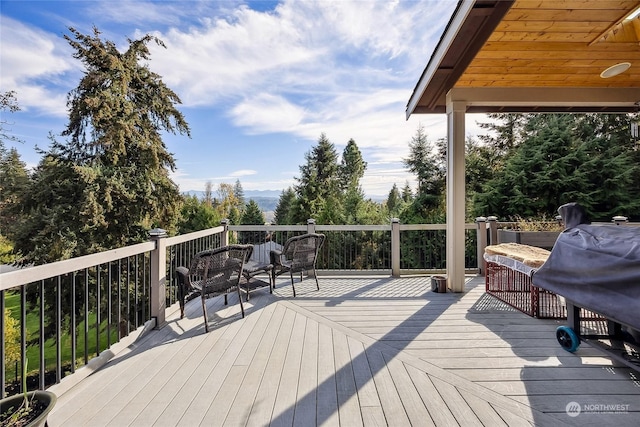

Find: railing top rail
228;223;478;231
315;225;390;231
399;223;476;231
165;226;225;246
399;224;444;231
228;225;307;231
0;241;156;291
493;220;640;228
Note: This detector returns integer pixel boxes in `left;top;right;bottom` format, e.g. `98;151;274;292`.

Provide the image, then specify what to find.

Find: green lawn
4;290;121;386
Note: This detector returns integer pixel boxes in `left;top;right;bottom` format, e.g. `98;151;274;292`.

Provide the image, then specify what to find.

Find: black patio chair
270;233;325;297
175;244;252;333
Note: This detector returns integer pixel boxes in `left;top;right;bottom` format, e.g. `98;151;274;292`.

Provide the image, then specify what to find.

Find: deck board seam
278;299;569;426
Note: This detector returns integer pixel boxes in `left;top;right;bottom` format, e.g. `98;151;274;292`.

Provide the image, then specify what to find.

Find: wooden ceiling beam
447;86;640;110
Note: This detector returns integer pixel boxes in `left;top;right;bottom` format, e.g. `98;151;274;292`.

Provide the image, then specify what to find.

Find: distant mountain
248;196;279;211
245;190;283;198
184;189;282;199
183;190;280;214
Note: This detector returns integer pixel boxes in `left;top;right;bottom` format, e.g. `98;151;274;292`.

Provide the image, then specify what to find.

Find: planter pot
0;390;57;427
497;229;560;250
431;275;447;293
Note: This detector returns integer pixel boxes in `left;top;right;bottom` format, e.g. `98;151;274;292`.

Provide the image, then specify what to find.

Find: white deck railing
1;218;486;397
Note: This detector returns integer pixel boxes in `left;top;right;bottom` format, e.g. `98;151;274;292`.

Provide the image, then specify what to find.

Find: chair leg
176;275;187;319
236;287;245;317
314;269;320;291
179;293;185;319
290;271;296;297
224;294;228;305
201;296;209;333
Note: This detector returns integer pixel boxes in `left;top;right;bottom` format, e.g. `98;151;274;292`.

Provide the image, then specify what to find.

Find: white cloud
145;0;455;113
229;169;257;177
135;0;459;174
0;17;75;116
230;94;306;132
170;169;294;193
90;0;198;27
3;0;469;199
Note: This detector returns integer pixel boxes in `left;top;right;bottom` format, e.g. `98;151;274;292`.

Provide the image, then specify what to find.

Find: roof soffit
408;0;640;116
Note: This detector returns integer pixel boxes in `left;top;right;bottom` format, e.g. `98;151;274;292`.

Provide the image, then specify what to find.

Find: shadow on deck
47;276;640;426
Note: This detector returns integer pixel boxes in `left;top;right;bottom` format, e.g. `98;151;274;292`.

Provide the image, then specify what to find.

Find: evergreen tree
234;179;246;208
402;125;445;220
351;198;387;225
465;137;499;196
478;114;584;217
572;113;640;218
14;153;85;263
274;187;296;225
177;194;221;234
0;148;29;240
339;139;367;192
386;183;401;216
477;113;527;156
292;133;341;223
403;124;444;202
14;27;190;263
238;199;265;243
241;200;265;224
401;181;413;203
471;113;640;220
0;90;21;147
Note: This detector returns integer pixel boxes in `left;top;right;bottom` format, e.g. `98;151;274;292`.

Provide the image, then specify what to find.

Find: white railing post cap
148;228;167;237
487;216;498;221
391;218;400;223
475;216;487;222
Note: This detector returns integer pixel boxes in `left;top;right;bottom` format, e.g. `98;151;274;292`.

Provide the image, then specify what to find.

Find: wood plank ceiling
458;0;640;88
408;0;640;114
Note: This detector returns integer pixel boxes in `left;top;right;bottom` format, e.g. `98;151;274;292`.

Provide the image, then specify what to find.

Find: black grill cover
532;204;640;330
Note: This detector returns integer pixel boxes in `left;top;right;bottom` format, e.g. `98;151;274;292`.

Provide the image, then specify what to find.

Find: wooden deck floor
47;276;640;426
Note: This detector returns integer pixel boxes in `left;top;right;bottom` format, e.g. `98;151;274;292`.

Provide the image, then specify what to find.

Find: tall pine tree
292;133;341;223
274;187;296;225
339;138;367;192
13;27;190;263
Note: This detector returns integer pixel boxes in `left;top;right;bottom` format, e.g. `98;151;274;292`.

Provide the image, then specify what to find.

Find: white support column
446;99;467;293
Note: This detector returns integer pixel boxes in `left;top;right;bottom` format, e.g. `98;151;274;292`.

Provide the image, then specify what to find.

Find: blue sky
1;0;486;198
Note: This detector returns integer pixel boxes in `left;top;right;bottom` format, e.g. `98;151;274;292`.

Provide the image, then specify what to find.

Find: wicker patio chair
270;233;325;297
175;244;252;333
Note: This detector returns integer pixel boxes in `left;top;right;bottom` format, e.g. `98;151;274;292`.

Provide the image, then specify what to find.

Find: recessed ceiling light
600;62;631;78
